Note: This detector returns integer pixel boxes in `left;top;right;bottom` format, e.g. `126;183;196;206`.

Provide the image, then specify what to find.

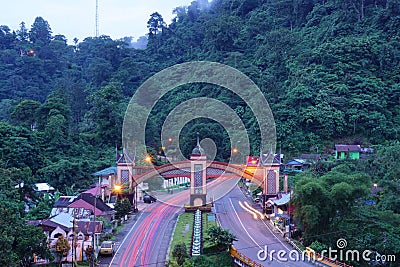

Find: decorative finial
196;132;200;147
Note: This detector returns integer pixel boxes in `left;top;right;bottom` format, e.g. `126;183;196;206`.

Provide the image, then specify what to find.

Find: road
215;185;314;267
103;176;239;267
105;193;186;267
101;177;313;267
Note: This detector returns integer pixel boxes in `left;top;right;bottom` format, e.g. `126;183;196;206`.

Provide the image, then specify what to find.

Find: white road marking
228;196;289;265
109;210;146;266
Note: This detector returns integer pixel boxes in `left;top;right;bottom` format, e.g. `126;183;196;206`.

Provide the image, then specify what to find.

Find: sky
2;0;194;43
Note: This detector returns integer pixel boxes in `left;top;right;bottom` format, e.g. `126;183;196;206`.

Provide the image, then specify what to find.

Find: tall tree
87;81;125;146
147;12;166;36
29;17;52;45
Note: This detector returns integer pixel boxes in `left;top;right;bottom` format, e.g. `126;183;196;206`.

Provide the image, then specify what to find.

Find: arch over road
132;160;264;186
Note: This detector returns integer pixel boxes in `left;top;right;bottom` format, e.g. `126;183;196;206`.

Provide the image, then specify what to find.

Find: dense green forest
1;0;400;265
0;0;399;185
293;147;400;266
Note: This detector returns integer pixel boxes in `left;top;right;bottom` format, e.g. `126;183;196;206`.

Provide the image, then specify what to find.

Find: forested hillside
0;0;399;194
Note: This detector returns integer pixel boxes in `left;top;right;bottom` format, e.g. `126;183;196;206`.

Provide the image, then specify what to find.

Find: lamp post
91;197;96;267
71;208;77;266
288;185;294;239
91;176;100;267
114;184;122;200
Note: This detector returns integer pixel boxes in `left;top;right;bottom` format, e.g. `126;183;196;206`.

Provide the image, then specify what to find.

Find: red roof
68;199;104;216
83;186;110;196
246;156;259;167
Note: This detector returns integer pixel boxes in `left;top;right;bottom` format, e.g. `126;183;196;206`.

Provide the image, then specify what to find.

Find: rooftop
93;166;117;176
335;144;362;152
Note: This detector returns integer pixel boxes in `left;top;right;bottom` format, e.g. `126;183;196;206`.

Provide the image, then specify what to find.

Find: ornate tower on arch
189;136;207;207
116;152;134;189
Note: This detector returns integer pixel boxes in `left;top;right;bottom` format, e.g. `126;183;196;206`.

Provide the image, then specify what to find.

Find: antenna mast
95;0;99;37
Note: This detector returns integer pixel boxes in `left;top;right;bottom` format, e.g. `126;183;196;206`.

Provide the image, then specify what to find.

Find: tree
114;197;131;219
0;25;16;49
25;192;55;220
55;236;70;264
205;226;237;251
147;12;166;36
15;224;53;267
172;243;189;266
10;100;41;129
0;168;52;266
44;113;69;152
37;159;96;191
29;17;52;45
87;81;125;146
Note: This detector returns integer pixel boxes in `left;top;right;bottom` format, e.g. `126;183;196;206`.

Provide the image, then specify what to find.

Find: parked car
143;194;157;204
99;241;114;256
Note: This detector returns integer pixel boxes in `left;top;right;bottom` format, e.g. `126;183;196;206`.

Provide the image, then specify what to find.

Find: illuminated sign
246;156;259;167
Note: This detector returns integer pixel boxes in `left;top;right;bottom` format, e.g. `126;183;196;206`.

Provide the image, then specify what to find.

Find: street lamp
145;155;152;163
114;184;122;201
114;184;122;192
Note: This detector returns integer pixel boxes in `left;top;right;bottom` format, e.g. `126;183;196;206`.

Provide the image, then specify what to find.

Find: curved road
215;185;314;267
107;192;186;267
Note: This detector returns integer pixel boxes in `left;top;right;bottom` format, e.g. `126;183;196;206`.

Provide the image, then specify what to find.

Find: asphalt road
99;177;314;267
215;185;314;267
102;176;238;267
105;194;186;267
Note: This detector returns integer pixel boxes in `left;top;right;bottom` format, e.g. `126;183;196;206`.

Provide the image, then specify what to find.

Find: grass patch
112;224;124;234
76;262;90;266
169;212;194;258
168;212;232;267
201;212;217;251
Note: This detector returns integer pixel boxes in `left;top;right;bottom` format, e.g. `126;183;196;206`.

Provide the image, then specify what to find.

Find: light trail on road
108;176;237;267
216;185;315;267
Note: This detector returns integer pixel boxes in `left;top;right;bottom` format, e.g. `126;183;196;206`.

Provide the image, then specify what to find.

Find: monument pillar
189;136;207;207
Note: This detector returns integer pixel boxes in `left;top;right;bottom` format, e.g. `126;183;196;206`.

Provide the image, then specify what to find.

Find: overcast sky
2;0;194;43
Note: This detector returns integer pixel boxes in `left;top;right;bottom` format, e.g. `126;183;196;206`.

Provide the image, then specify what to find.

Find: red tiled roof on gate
335;144;362;152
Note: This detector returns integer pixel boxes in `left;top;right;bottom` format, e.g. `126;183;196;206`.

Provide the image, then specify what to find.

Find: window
121;170;129;184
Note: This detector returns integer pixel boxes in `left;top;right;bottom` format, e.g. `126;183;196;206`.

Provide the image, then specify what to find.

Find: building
93;151;151;210
27;213;103;264
334;144;362;159
68;193;115;221
284;159;309;172
266;192;297;237
300;154;321;163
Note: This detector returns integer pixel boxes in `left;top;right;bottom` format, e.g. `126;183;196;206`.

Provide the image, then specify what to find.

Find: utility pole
91;177;100;267
72;209;77;266
95;0;99;37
